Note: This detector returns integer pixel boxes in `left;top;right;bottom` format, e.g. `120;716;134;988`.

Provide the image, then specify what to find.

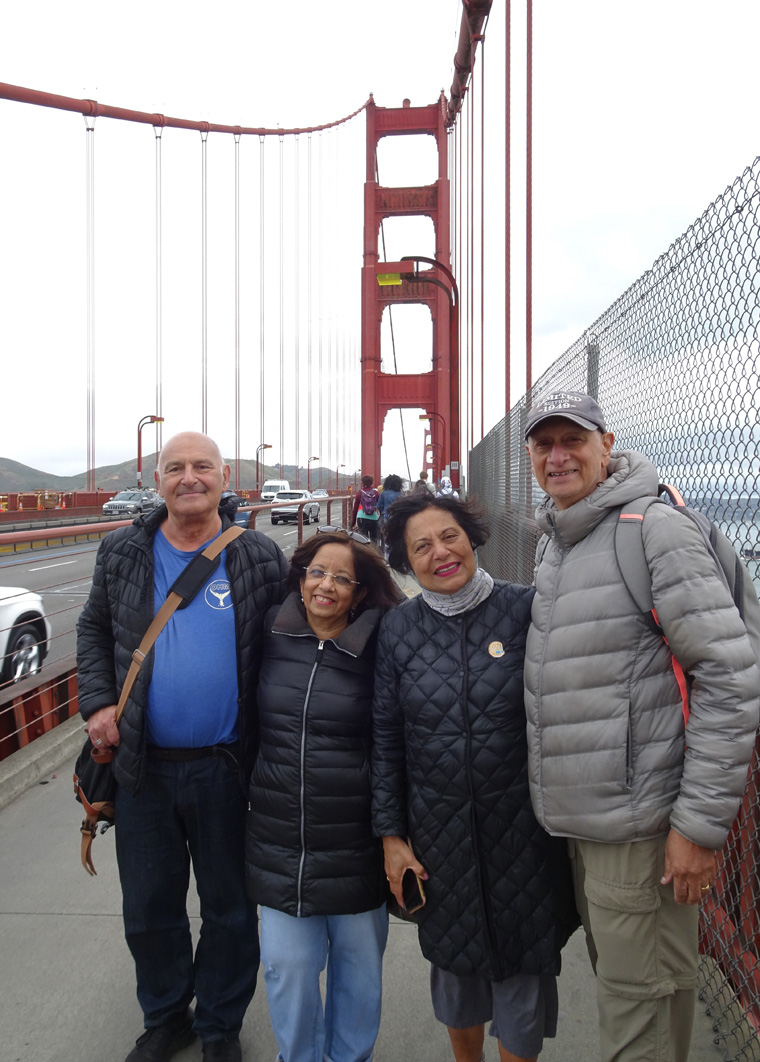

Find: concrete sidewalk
0;724;723;1062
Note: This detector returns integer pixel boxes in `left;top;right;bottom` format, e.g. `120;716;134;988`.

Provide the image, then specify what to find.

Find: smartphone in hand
402;867;426;913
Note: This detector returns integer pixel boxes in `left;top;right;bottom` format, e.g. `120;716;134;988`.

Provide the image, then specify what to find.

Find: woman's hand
382;835;427;908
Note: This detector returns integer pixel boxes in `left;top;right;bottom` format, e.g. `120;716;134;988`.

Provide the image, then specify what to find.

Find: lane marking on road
28;560;77;572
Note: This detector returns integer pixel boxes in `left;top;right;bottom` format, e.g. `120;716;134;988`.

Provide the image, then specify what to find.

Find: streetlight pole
137;415;164;488
256;443;272;495
307;456;319;492
336;463;345;491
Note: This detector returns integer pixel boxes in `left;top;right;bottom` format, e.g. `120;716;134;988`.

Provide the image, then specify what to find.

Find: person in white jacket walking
523;390;760;1062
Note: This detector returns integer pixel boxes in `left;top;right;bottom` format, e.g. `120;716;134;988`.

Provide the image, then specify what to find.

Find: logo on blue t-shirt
205;579;233;610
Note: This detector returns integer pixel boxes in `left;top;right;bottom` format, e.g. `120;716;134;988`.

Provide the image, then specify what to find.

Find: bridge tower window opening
375;132;439;189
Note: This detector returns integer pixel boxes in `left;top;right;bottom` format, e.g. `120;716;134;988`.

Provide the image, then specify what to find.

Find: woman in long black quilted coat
246;530;402;1062
371;495;576;1062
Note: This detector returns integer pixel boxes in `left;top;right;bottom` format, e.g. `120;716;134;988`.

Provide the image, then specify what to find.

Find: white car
0;587;51;685
270;490;321;526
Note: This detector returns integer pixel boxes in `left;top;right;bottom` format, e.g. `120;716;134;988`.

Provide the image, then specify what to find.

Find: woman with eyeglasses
371;495;577;1062
245;528;402;1062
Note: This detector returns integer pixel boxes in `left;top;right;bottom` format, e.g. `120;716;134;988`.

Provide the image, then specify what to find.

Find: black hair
361;474;374;488
382;474;404;493
384;494;489;575
287;532;403;614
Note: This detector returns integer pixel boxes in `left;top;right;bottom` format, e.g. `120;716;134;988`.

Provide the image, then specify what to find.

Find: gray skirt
430;963;559;1058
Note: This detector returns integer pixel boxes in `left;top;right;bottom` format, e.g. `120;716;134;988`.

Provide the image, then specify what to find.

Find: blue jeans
260;904;388;1062
115;753;259;1041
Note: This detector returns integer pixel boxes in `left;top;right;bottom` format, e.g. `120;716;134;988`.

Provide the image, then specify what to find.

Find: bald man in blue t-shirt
78;432;288;1062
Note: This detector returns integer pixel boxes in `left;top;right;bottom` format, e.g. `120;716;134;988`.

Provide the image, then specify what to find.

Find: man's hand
661;828;718;905
382;835;427;909
85;705;120;749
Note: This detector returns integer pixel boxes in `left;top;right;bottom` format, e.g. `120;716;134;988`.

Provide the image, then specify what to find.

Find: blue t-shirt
147;527;239;748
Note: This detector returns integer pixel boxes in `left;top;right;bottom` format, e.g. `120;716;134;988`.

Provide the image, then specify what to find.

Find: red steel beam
447;0;494;126
0;81;371;137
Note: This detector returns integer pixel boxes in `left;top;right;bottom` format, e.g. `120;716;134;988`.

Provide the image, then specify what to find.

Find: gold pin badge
488;641;504;658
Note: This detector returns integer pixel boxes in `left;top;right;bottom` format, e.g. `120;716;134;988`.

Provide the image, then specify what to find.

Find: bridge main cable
0;81;372;136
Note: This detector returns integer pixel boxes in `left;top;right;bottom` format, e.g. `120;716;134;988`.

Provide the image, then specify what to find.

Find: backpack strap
614;494;663;618
613;488;691;728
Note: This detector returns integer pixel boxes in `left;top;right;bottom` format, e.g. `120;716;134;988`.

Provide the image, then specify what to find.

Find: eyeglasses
317;525;371;545
303;567;360;588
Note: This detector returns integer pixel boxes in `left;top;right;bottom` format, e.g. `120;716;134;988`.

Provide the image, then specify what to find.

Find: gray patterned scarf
419;565;494;616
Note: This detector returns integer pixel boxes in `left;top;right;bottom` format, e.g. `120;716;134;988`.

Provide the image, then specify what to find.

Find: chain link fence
469;157;760;1060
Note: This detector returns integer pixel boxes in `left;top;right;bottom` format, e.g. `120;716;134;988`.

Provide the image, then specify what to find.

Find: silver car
0;587;51;685
270;490;320;525
102;490;162;517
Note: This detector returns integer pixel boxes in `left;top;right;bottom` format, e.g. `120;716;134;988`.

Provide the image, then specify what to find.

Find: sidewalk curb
0;715;83;811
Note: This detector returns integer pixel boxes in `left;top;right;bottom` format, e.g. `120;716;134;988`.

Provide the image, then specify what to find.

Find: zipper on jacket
296;640;325;916
534;513;565;823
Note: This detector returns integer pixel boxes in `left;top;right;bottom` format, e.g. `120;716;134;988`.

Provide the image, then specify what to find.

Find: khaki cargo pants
568;836;699;1062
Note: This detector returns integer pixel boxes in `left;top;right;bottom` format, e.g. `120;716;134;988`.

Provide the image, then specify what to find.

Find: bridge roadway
0;566;723;1061
0;511;339;672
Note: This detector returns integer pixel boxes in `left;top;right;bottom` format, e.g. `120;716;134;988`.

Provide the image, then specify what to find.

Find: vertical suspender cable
318;132;323;486
376;153;412;486
505;0;511;418
259;136;266;474
457;117;464;472
468;87;474;458
450;129;456;290
279;133;285;480
200;128;209;433
526;0;533;394
480;39;486;441
294;135;300;484
234;132;241;491
154;123;164;465
307;134;313;476
327;130;334;481
84;115;96;492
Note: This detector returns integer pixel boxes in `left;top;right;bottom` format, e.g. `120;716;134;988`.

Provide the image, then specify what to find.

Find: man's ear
600;432;614;468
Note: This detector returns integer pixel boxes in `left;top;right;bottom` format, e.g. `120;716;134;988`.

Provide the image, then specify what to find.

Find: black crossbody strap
113;524;244;726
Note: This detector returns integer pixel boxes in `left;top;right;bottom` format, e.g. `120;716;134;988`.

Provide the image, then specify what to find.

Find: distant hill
0;454;353;494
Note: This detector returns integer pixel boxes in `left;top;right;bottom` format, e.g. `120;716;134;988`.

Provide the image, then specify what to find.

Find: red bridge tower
360;95;460;488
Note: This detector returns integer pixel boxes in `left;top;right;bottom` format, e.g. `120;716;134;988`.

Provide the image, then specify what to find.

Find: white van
261;479;290;503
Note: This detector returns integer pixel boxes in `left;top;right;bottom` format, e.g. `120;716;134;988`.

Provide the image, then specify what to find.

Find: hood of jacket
534;449;659;548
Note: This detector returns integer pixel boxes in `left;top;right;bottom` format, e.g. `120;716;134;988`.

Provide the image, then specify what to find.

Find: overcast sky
3;1;760;482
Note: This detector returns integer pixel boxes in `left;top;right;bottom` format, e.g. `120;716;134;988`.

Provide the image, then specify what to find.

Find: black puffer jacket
246;593;386;917
371;582;577;980
76;506;289;792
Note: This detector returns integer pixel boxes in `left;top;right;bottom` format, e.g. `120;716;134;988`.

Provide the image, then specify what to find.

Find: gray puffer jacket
524;450;759;850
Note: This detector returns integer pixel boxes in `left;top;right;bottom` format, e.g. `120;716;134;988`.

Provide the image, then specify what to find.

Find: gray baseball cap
525;390;607;440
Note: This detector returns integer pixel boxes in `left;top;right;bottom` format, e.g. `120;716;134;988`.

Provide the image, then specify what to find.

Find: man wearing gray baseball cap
522;390;759;1062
